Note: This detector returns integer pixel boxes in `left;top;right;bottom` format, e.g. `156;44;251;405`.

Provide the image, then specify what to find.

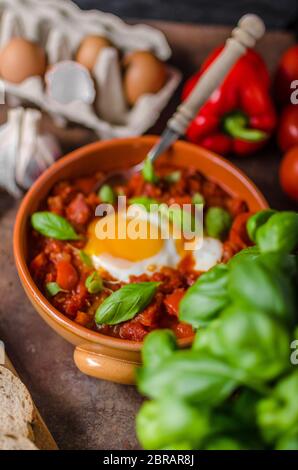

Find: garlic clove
16;108;62;190
0;107;62;197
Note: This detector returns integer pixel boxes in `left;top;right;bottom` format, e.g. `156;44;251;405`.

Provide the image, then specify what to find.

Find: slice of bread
0;433;38;450
0;366;35;439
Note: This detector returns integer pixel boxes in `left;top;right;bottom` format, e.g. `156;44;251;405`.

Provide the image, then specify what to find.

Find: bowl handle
73;343;140;384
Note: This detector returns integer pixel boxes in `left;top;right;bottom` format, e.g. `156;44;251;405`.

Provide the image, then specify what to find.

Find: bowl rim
14;136;268;352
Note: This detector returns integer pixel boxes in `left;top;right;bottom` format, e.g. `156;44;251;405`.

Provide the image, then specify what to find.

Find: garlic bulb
0;107;62;197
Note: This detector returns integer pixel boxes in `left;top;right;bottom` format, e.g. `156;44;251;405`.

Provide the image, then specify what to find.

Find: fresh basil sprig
31;212;80;240
135;210;298;451
95;282;159;325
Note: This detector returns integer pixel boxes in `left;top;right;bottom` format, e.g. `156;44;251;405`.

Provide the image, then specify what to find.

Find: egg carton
0;0;181;139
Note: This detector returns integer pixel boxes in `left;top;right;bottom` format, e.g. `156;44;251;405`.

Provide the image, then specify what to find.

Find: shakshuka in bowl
14;136;268;383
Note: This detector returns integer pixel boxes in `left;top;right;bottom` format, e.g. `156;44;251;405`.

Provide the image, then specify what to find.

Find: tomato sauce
29;165;249;341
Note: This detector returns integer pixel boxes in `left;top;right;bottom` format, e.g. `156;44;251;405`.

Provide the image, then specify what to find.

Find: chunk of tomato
164;289;186;317
56;260;79;291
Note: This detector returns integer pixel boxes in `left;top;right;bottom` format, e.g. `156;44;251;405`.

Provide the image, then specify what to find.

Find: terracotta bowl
14;136;268;384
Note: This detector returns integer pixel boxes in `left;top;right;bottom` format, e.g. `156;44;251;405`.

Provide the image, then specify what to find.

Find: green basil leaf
136;398;210;450
98;184;115;204
258;252;298;280
228;246;260;267
205;207;232;239
256;211;298;254
179;264;230;328
31;211;80;240
164;171;181;183
85;272;103;294
129;196;159;211
79;250;93;268
257;371;298;444
45;282;64;297
246;209;276;243
195;303;290;383
192;322;219;354
95;282;159;325
142;330;177;370
142;159;158;183
137;351;241;406
228;256;296;323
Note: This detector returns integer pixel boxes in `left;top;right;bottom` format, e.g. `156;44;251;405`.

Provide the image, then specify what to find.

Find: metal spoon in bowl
97;14;265;190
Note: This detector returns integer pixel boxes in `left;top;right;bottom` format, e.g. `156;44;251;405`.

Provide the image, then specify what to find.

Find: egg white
192;237;223;272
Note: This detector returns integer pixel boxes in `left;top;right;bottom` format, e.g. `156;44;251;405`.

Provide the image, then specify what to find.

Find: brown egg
123;51;167;106
76;35;113;71
0;37;47;83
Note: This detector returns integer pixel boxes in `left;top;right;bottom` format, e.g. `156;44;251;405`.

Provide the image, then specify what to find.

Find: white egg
85;209;180;282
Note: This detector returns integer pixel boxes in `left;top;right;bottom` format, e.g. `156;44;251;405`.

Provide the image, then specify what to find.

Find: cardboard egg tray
0;0;181;139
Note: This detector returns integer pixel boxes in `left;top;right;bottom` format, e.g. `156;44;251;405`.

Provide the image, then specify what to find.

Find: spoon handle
167;14;265;135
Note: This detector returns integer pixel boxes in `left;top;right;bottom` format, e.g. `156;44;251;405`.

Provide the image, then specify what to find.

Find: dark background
74;0;298;31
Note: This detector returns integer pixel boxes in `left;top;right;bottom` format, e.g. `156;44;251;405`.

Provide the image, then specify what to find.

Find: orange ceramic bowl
14;136;268;384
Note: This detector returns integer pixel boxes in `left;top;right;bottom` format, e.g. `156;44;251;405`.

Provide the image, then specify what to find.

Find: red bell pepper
182;46;277;156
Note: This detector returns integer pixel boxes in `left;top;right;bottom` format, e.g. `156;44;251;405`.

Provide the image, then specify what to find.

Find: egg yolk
84;215;164;262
